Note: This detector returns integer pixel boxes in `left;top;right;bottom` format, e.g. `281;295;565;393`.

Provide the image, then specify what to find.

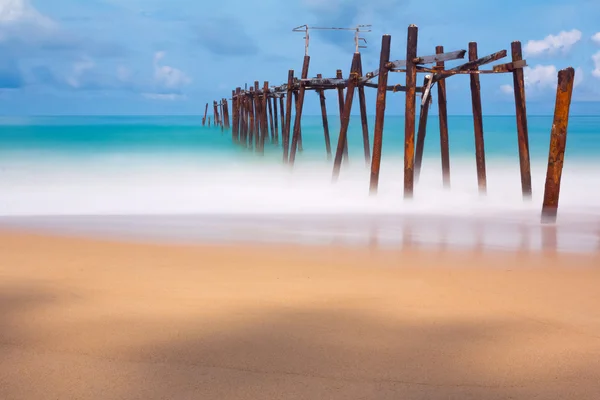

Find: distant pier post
356;53;371;166
369;34;391;195
436;46;451;188
248;87;256;150
316;73;332;160
283;70;294;163
511;41;532;199
290;55;310;165
202;103;208;126
336;69;349;163
469;42;487;194
332;53;360;181
267;90;276;144
542;67;575;223
404;24;418;199
414;75;432;183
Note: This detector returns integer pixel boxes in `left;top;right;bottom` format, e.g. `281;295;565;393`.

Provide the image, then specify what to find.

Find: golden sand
1;230;599;399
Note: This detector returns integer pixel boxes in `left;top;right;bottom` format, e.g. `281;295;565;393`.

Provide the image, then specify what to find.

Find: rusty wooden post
511;41;532;200
404;24;418;199
223;98;230;129
283;70;294;163
414;75;432;182
279;95;285;146
240;93;247;146
248;87;255;150
273;95;279;144
336;69;349;163
254;81;262;151
541;67;575;223
356;53;371;166
260;81;269;152
469;42;487;194
231;90;237;142
436;46;451;188
316;73;332;160
235;87;242;142
268;94;275;144
332;53;360;181
213;101;219;128
202;103;208;126
289;56;310;165
369;35;391;195
219;100;224;132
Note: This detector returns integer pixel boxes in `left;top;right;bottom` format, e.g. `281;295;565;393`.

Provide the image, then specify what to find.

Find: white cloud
593;51;600;78
66;57;95;88
524;29;582;56
500;84;513;94
592;32;600;45
153;51;191;90
0;0;54;26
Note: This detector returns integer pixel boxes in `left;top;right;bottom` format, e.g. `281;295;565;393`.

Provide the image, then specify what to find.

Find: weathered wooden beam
492;59;527;73
213;100;219;128
290;56;310;164
333;53;360;181
386;49;467;70
432;49;508;83
404;24;418;199
219;100;224;132
357;53;371;166
469;42;487;194
363;82;425;93
436;46;451;188
414;75;432;182
542;67;575;223
316;73;332;160
223;98;230;129
259;81;269;153
511;41;532;200
283;70;294;163
369;34;392;195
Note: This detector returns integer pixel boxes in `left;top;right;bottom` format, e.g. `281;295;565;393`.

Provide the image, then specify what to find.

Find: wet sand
1;229;600;399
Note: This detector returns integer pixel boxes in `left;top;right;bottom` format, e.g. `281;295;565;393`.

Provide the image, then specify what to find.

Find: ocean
1;114;599;253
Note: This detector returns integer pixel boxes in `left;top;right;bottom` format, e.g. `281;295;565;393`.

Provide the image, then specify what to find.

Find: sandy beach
1;229;599;399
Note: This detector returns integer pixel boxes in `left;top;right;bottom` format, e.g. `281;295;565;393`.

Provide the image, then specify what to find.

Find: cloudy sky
0;0;599;115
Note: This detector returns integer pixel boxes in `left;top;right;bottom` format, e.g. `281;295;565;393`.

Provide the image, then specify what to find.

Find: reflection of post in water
474;220;484;253
519;223;531;253
402;217;414;250
541;224;558;252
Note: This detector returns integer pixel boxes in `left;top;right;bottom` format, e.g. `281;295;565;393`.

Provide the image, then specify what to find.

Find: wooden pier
207;25;577;222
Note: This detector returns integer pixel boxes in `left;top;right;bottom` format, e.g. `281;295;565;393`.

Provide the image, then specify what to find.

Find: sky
0;0;599;116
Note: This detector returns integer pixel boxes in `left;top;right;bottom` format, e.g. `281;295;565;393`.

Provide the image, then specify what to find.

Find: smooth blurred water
1;115;599;252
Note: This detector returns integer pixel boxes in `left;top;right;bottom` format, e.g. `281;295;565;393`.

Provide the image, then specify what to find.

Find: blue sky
0;0;599;115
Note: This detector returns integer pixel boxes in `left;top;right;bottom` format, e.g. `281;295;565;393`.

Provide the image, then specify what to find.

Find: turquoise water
1;115;599;163
0;114;599;252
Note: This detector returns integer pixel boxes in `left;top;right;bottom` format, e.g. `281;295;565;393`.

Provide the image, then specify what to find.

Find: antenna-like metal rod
293;24;372;55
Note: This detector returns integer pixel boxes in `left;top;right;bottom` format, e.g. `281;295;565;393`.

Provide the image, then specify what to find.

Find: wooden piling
208;116;211;127
332;53;360;181
235;87;242;142
541;67;575;223
316;73;332;160
223;98;230;130
511;41;532;199
260;81;269;152
356;53;371;166
336;69;349;162
273;95;279;144
219;100;224;132
248;87;255;150
414;75;432;182
289;55;310;165
240;93;247;146
283;70;294;163
404;24;418;199
254;81;262;151
267;94;275;144
213;101;219;128
369;34;392;195
436;45;451;188
469;42;487;194
202;103;208;126
279;95;285;145
231;90;237;142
